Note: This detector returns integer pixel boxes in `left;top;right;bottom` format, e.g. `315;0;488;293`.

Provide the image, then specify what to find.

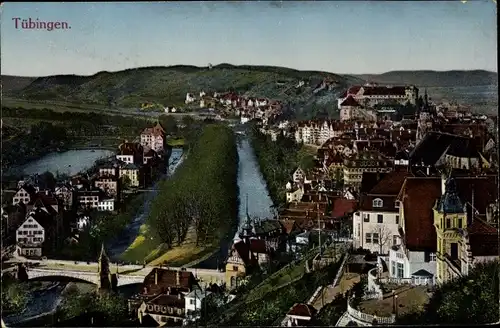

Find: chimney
441;172;447;195
178;293;182;300
176;270;180;286
155;269;158;285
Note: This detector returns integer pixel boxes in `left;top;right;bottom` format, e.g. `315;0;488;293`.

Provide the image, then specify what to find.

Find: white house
16;213;45;257
353;171;410;255
76;215;90;231
185;93;196;104
184;287;212;322
97;198;115;212
12;185;37;206
54;184;74;208
240;116;250;124
286;186;304;204
199;91;206;98
385;177;442;285
116;153;134;164
292;168;305;183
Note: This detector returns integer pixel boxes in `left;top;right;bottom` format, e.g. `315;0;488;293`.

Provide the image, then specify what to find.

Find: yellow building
433;177;467;284
434;175;499;284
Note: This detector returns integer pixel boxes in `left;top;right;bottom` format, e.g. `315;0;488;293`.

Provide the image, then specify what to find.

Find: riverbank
120;125;239;268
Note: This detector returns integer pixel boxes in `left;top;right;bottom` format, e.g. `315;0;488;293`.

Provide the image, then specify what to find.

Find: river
19;149;115;176
194;132;274;269
8;129;273;321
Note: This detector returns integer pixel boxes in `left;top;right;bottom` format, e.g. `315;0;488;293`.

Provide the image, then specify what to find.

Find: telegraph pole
318;203;322;257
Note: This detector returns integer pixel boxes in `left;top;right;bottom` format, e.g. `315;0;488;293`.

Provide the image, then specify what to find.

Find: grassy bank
120;124;238;266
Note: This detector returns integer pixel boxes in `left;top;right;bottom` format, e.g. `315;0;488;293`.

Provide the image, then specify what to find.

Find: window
394;201;400;208
391;261;396;276
392;235;398;246
377;214;383;223
372;198;383;208
430;253;436;262
396;263;404;278
458;218;463;229
365;233;372;243
363;214;370;222
190;299;195;305
450;243;458;259
372;233;379;245
232;265;238;272
395;215;400;225
161;316;167;322
446;218;451;229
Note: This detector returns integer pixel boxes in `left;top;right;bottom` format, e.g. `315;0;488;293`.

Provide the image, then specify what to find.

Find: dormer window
372;198;383;208
394;201;400;208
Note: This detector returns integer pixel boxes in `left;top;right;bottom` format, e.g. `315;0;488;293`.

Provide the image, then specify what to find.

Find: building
54;184;74;209
15;211;46;257
353;170;411;254
339;96;376;122
117;142;144;165
184;287;212;323
119;163;141;188
75;188;102;209
94;175;120;198
294;120;346;145
97;198;115;212
388;177;441;285
140;123;166;153
343;150;393;188
338;84;418;109
129;268;198;326
12;185;37;206
434;175;499;284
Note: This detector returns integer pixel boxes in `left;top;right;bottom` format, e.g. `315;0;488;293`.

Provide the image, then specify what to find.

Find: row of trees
2;121;70;170
249;124;313;207
147;124;239;253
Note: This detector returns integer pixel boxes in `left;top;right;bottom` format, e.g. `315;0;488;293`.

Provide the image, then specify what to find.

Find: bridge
122;188;160;193
23;262;226;287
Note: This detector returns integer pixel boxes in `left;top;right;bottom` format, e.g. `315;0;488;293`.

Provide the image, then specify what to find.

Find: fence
347;297;396;325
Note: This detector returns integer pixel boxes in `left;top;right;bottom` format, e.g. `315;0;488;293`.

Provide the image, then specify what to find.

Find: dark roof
369;170;412;195
446;137;479;158
360;195;397;212
362;86;407;96
147;294;185;311
360;172;388;193
411;269;434;277
231;240;253;266
340;96;360;107
436;178;464;214
409;132;477;166
287;303;317;317
142;269;197;294
454;176;498;215
19;184;37;196
399;177;441;251
468;218;498;257
394;150;410;161
279;219;298;235
254;220;282;235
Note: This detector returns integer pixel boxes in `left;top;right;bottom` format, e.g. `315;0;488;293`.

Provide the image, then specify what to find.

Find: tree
371;224;393;255
1;281;29;312
397;260;499;325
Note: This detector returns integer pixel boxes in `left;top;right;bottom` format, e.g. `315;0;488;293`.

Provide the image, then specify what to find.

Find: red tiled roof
142;268;196;294
331;199;357;218
455;176;498;215
287;303;317;317
347;86;362;95
249;238;268;254
399;177;441;251
232;240;253;266
468;217;498;257
369;170;413;195
340;95;360;107
362;86;406;96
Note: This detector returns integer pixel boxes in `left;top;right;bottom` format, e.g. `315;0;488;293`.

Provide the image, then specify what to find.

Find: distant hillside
354;70;498;88
2;64;365;119
1;75;37;93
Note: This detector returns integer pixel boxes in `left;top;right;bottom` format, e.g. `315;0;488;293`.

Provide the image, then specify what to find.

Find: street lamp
395;294;399;317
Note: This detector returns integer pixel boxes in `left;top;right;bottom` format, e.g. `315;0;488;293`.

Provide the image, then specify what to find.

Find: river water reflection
19;149;115;176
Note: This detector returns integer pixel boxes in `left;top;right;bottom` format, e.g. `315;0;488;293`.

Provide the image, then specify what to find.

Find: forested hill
354;70;498;87
2;64;364;119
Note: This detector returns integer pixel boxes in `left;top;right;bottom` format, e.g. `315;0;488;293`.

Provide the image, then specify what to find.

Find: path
312;273;360;311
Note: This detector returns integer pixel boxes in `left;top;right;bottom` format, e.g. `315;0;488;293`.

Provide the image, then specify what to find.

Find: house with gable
353;170;411;254
129;268;199;326
12;185;37;206
140;123;166;153
16;210;46;257
388;177;441;285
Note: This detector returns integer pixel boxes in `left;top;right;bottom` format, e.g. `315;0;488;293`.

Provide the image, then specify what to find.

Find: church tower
416;89;433;143
433;176;467;284
97;244;116;292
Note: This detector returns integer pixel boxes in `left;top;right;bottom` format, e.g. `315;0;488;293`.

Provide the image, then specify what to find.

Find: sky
1;1;497;77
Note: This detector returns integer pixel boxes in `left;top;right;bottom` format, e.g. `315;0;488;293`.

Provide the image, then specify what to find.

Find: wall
353;211;400;254
408;251;436;278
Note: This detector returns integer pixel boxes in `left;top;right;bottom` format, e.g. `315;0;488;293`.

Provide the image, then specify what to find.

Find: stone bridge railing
346;297;396;326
